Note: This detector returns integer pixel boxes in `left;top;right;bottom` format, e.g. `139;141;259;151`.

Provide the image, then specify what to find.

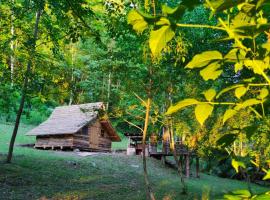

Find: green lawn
0;123;268;200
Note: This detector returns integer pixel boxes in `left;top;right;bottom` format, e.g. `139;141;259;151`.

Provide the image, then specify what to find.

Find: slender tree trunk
6;9;42;163
69;45;75;105
169;119;187;194
106;72;111;110
10;0;15;85
142;98;156;200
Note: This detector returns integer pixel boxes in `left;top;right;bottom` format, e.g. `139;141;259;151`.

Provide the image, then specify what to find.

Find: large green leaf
232;159;246;173
127;10;148;33
224;48;246;61
166;99;198;115
217;134;237;147
236;98;262;110
149;25;175;57
243;125;259;139
195;103;213;126
203;88;216;101
200;62;223;81
223;109;237;124
185;51;223;69
244;60;269;75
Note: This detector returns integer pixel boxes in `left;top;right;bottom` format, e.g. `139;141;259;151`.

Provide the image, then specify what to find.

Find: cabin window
100;129;105;137
82;126;88;135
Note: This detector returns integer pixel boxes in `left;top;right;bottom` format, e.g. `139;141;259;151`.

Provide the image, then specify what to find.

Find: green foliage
185;51;223;69
166;98;198;115
232;159;246;173
195;103;214;126
217;134;237;148
203;89;216;101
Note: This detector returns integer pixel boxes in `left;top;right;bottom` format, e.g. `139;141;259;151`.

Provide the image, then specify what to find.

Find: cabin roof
26;102;121;141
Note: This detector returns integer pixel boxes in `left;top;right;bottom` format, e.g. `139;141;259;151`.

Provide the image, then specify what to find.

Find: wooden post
161;155;166;166
185;154;190;178
196;157;200;178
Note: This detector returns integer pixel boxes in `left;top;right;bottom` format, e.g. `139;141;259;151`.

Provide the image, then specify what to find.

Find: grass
0;123;268;200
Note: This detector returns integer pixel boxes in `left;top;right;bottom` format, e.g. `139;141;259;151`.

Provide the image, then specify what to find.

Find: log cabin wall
89;120;112;151
73;126;90;148
35;135;73;148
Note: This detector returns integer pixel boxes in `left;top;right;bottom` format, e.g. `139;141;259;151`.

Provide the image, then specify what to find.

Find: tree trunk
142;98;156;200
169;119;187;194
69;45;75;105
106;72;111;110
10;0;15;85
6;9;42;163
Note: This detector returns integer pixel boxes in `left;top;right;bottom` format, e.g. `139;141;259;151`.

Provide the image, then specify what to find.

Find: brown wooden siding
89;120;112;151
35;135;73;148
73;126;90;148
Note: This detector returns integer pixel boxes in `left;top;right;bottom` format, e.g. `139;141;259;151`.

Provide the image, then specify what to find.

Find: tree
5;0;98;163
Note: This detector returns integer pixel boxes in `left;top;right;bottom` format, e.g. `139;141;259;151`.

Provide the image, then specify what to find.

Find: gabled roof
26;102;105;136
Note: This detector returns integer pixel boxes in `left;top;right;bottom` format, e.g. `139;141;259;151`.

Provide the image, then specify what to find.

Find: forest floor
0;123;268;200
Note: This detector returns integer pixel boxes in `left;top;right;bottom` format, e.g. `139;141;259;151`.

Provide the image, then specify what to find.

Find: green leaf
203;89;216;101
127;10;148;33
206;0;246;14
244;60;269;75
223;109;237;124
253;193;270;200
149;25;175;57
257;0;267;9
243;125;259;139
180;0;201;10
235;86;247;99
234;62;243;72
232;159;246;173
224;48;246;61
156;17;170;26
161;4;186;19
232;190;251;198
236;98;262;110
217;134;237;147
223;194;242;200
166;99;198;115
200;62;223;81
259;88;269;99
216;84;244;98
195;103;213;126
185;51;223;69
263;170;270;180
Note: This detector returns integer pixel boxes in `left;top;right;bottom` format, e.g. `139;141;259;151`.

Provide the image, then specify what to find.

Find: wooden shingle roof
27;102;104;136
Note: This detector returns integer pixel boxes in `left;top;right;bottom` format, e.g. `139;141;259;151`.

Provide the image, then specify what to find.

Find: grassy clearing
0;123;268;200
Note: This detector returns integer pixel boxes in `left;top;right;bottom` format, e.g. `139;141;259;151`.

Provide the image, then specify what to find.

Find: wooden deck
149;151;200;178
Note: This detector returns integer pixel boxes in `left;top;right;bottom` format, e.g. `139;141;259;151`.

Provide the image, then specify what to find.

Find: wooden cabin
26;102;121;151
